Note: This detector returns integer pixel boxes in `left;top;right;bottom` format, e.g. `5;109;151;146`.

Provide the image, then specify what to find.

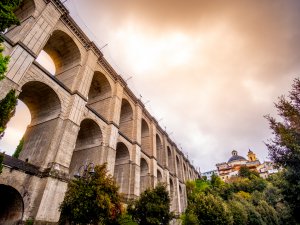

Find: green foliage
0;89;18;139
59;164;122;225
227;200;248;225
184;174;291;225
24;218;34;225
265;78;300;223
0;152;4;174
181;212;199;225
0;45;10;81
0;0;21;33
238;166;259;178
12;137;23;158
117;214;138;225
128;183;174;225
0;0;21;80
192;192;233;225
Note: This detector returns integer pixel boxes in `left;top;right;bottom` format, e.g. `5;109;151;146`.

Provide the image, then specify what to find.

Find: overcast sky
1;0;300;172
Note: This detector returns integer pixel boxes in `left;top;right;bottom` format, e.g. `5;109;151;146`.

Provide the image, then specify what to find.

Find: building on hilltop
215;149;277;181
201;170;218;180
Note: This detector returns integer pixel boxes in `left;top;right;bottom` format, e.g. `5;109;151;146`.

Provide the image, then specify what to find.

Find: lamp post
74;162;96;179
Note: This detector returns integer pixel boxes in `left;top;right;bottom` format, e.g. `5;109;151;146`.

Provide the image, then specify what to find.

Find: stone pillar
52;95;86;172
71;50;98;97
35;177;68;223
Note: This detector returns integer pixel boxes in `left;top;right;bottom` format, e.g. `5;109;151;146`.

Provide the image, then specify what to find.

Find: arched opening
38;30;81;89
157;169;163;183
17;81;61;167
119;99;133;139
156;134;163;166
87;72;112;120
141;119;151;156
183;164;187;181
140;158;150;193
0;101;31;156
176;155;182;180
36;50;56;75
114;142;130;194
0;185;24;224
167;146;173;172
69;119;102;176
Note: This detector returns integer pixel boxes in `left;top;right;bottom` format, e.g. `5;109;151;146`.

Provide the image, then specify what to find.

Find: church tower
247;149;257;161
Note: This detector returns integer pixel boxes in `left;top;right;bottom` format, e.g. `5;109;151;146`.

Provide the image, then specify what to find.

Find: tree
0;0;21;137
191;192;233;225
0;89;18;139
0;0;22;79
128;183;174;225
0;0;21;33
12;137;24;158
0;152;4;174
265;78;300;223
59;164;122;225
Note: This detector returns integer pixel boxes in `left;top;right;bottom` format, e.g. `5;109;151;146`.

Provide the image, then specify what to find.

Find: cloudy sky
1;0;300;171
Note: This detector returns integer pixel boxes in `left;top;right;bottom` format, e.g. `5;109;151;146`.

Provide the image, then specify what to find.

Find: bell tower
247;149;257;161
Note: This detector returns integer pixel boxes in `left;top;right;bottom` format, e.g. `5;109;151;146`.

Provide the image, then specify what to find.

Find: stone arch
14;0;36;22
0;184;24;225
69;118;103;176
18;81;62;167
41;30;82;88
119;99;134;139
183;163;187;181
156;134;164;166
140;157;150;193
176;155;182;180
167;146;174;172
87;71;112;120
157;169;163;183
141;118;151;156
114;142;131;195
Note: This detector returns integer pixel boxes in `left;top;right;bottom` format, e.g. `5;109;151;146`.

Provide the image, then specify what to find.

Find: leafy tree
0;89;18;139
238;166;259;178
12;137;23;158
265;78;300;222
0;0;22;79
0;46;9;80
0;0;21;33
255;200;279;225
227;200;248;225
0;0;21;138
59;164;122;225
191;192;233;225
0;152;4;174
128;183;174;225
181;212;199;225
117;214;138;225
239;166;252;178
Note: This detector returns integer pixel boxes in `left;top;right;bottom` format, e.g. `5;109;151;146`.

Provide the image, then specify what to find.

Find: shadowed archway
0;185;24;225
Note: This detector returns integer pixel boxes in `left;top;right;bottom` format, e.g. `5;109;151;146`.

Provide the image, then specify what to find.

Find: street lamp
74;162;96;179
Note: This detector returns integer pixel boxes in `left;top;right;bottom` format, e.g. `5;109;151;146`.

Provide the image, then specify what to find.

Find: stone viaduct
0;0;200;224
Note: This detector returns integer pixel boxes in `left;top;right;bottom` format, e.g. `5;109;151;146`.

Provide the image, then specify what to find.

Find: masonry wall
0;0;200;223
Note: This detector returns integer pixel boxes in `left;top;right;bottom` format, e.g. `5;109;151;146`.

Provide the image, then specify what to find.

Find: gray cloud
2;0;300;171
66;0;300;171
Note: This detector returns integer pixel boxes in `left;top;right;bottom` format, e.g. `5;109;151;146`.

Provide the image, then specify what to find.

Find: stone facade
0;0;200;224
